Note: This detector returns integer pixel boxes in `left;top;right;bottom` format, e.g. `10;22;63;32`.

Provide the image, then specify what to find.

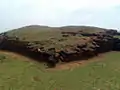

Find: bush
0;55;6;63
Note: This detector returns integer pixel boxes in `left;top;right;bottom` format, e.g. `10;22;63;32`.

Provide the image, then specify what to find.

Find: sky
0;0;120;32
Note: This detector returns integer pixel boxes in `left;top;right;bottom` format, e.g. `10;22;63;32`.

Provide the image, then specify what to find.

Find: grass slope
4;25;107;50
0;51;120;90
5;25;106;41
5;25;62;41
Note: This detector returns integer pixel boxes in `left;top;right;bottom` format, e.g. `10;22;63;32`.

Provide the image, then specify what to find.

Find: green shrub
0;55;6;63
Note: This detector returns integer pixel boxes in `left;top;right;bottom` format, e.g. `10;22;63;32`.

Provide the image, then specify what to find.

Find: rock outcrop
0;30;120;67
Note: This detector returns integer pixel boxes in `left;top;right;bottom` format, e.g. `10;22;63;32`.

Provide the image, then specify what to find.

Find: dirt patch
47;52;113;71
33;76;41;81
0;50;34;62
0;50;117;71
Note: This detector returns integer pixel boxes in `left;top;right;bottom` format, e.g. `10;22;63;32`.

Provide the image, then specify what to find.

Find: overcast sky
0;0;120;32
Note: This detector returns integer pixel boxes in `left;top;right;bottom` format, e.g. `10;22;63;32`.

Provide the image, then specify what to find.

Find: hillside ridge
0;25;120;67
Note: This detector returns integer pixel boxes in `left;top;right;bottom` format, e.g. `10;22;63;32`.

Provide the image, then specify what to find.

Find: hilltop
2;25;110;51
0;25;120;67
5;25;107;41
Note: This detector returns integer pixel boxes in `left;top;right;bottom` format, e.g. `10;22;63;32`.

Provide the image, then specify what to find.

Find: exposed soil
0;50;118;71
0;50;34;62
47;52;115;71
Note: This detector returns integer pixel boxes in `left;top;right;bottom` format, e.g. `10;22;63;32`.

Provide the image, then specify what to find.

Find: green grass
6;28;62;41
0;51;120;90
4;25;107;51
6;26;89;50
6;25;106;40
114;35;120;39
5;25;106;49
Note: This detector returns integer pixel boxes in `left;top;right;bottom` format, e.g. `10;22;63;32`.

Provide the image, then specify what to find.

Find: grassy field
0;51;120;90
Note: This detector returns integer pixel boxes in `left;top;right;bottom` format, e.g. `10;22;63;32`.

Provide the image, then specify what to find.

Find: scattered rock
0;30;120;67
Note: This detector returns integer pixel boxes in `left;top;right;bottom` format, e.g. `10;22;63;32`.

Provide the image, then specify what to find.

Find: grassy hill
5;25;61;41
5;25;107;41
3;25;108;50
60;26;106;33
0;25;120;89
